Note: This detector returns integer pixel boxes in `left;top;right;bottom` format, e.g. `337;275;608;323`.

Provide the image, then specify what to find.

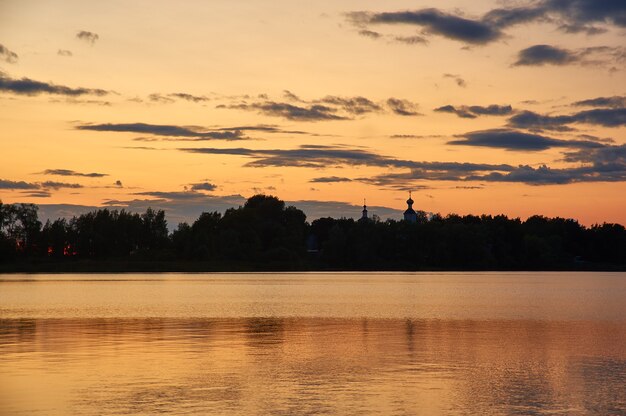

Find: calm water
1;272;625;415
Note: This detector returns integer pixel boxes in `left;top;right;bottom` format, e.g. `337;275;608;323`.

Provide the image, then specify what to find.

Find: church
403;192;417;223
359;193;418;223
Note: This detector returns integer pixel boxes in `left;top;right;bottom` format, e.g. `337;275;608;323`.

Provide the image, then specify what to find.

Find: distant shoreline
1;259;624;273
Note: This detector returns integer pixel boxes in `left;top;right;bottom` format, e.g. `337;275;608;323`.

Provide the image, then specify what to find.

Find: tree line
1;195;625;270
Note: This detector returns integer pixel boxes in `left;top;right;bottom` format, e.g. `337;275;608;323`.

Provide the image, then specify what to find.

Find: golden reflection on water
1;318;625;415
0;273;625;415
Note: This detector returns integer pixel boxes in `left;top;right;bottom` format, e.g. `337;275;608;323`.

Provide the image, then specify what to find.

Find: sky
1;0;625;226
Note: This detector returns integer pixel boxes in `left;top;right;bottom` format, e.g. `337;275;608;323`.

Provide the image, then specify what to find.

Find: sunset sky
1;0;625;226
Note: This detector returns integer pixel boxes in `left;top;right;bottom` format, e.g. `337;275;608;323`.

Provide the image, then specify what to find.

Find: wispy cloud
219;101;347;121
0;72;109;96
347;2;626;46
508;108;626;130
40;169;108;178
435;104;512;118
0;44;18;63
513;44;624;67
448;128;605;151
76;30;99;44
572;96;626;108
76;122;249;140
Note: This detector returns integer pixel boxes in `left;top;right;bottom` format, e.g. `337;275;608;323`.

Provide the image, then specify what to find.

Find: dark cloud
348;2;626;46
0;44;18;63
514;44;577;66
190;182;217;192
393;35;428;45
544;0;626;28
435;105;475;119
350;9;502;45
508;108;626;130
449;128;605;151
282;90;302;101
57;49;73;57
482;6;549;28
358;29;382;39
148;93;175;104
40;169;108;178
310;176;353;183
435;104;513;118
389;134;444;139
114;180;123;187
76;30;99;44
318;96;382;115
169;92;210;102
179;145;510;172
181;142;626;186
22;191;52;198
40;181;83;190
0;179;39;190
0;72;109;96
219;93;421;120
220;101;347;121
514;44;624;67
386;98;421;116
443;73;467;87
558;23;607;35
572;96;626;108
76;122;248;140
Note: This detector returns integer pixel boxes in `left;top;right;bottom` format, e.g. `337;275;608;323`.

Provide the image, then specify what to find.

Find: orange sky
0;0;625;225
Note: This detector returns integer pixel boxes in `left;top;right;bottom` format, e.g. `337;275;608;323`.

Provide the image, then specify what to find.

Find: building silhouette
403;192;417;223
359;199;369;222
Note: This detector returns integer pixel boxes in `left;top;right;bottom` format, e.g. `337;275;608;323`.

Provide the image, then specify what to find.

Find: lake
1;272;625;415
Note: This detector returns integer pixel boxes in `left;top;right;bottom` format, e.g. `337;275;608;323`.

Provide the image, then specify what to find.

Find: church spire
361;198;368;221
403;191;417;223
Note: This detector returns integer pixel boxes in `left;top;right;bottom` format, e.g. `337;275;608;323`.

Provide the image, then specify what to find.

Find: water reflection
1;317;625;415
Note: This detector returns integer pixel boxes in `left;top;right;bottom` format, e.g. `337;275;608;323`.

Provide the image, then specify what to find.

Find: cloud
76;30;99;44
148;93;175;104
393;35;428;45
76;122;248;140
443;73;467;87
386;98;421;116
180;142;626;186
114;180;123;187
189;182;217;192
514;44;578;66
572;96;626;108
282;90;302;101
220;101;347;121
513;44;624;67
0;44;18;63
169;92;210;102
22;191;52;198
435;104;513;118
310;176;353;183
508;108;626;130
180;145;417;169
318;96;382;115
448;128;605;151
40;169;108;178
0;179;39;190
349;9;502;45
348;2;626;46
0;72;109;96
544;0;626;28
57;49;73;57
40;181;83;190
358;29;382;39
389;134;444;139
